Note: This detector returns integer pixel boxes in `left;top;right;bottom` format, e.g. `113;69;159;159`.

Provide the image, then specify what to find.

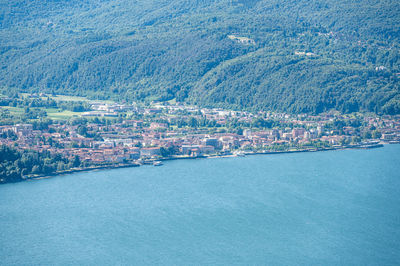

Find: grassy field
1;106;83;120
45;108;82;120
167;98;177;105
1;106;24;114
50;95;89;102
1;94;121;122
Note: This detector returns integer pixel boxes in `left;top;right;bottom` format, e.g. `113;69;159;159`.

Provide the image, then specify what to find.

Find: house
144;108;162;114
292;128;305;138
381;133;395;141
181;145;200;155
150;122;168;130
140;147;161;157
199;145;215;154
13;124;33;136
282;133;293;140
243;129;252;138
202;138;220;149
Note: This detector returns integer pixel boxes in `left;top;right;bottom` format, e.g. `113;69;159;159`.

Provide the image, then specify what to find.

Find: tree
188;117;198;128
73;156;81;167
135;142;142;148
372;130;382;139
235;127;243;135
32;165;40;174
363;131;372;139
57;162;65;171
77;125;88;137
160;147;169;157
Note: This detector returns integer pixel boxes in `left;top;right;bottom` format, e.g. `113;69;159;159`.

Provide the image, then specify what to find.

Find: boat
234;151;246;157
153;161;163;166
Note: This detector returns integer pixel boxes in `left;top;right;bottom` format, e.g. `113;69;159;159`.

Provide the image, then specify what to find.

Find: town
1;93;400;180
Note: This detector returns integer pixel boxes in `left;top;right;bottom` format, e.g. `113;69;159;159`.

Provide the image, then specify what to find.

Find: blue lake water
1;145;400;265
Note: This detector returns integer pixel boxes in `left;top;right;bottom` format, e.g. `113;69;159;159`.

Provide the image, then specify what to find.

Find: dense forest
0;0;399;114
0;145;80;183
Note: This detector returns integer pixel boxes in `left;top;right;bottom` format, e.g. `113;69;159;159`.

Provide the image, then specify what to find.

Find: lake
1;145;400;265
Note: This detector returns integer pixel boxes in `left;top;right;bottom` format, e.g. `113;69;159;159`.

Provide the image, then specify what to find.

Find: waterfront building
140;147;161;157
202;138;220;149
381;133;395;141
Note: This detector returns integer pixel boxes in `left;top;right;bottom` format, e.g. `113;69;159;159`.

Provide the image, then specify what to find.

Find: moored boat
234;151;246;157
153;161;163;166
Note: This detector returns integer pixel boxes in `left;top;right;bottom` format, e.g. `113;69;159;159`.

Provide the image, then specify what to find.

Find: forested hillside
0;0;399;114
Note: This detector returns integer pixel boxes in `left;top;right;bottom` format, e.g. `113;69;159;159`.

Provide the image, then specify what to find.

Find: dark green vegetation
0;145;80;183
1;0;399;114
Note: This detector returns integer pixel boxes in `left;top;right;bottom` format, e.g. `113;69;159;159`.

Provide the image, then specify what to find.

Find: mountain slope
0;0;399;114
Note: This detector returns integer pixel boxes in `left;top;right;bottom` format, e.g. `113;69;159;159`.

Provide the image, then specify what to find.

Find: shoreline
2;143;390;184
29;163;140;181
